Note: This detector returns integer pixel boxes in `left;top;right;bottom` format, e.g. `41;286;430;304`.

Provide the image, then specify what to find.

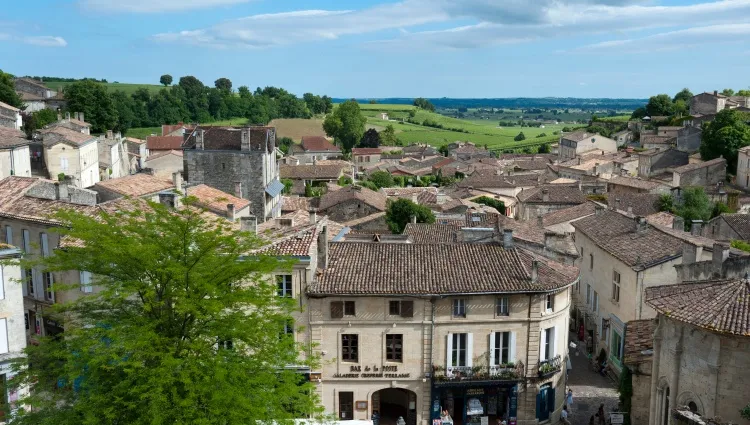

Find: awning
265;179;285;198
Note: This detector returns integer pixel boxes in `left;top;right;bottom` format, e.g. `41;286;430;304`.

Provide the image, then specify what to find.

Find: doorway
372;388;416;425
339;391;353;420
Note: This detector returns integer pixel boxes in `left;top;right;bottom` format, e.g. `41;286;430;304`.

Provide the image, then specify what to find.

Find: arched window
688;401;698;413
662;387;670;425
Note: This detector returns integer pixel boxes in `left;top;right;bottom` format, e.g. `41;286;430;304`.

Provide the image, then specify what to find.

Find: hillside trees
10;201;320;424
0;69;23;109
413;98;435;112
386;198;435;233
214;77;232;92
381;124;398;146
368;171;394;189
359;128;381;148
514;132;526;141
322;100;366;152
645;94;674;117
699;109;750;172
159;74;172;86
673;88;693;103
64;80;118;133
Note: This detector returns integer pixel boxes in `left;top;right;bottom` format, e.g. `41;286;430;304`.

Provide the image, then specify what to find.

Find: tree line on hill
4;72;333;135
632;87;750;119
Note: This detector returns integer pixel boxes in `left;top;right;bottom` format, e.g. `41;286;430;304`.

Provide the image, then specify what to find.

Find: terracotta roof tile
517;185;586;205
40;127;95;147
645;278;750;336
542;202;597;227
281;196;311;212
310;243;578;295
352;148;383;155
316;186;387;212
301;136;340;152
608;176;664;191
608;192;661;216
279;164;344;180
673;157;726;174
623;320;655;364
146;136;183;151
0;127;29;148
187;184;250;214
719;213;750;240
94;174;174;198
146;149;183;161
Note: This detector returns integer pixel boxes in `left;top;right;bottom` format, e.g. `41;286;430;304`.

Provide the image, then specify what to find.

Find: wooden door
339;391;354;420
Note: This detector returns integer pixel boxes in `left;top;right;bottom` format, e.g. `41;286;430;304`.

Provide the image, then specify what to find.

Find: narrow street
566;333;620;425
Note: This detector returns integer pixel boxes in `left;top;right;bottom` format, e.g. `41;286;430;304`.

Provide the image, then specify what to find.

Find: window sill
610;299;620;306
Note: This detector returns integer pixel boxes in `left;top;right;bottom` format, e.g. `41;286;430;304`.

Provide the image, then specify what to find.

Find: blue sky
2;0;749;98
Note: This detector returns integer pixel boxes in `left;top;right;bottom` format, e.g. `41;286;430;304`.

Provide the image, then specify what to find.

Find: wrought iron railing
538;355;563;377
432;363;521;383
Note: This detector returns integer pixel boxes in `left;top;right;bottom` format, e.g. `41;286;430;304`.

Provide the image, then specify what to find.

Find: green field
44;81;165;96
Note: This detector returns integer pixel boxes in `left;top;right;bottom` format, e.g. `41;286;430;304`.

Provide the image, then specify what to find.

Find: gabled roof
672;157;726;174
608;176;663;191
94;173;174;198
316;186;387;212
542;202;597;227
718;213;750;240
517;185;586;205
187;184;250;214
0;100;20;113
352;148;383;155
640;135;675;145
646;278;750;336
0;127;29;149
608;192;661;216
300;136;340;152
561;130;598;142
40;127;95;147
281;196;311;212
457;173;541;189
623;320;655;365
146;135;183;151
279;164;344;180
309;243;578;296
146;149;183;161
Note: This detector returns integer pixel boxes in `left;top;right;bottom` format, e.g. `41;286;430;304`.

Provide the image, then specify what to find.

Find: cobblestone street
565;333;620;425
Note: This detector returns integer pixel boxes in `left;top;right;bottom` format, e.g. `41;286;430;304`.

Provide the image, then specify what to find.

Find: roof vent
372;234;381;242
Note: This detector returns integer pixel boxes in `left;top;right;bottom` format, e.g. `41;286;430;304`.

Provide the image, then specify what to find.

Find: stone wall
630;362;652;425
673;161;726;187
676;127;702;153
14;79;50;98
322;199;382;223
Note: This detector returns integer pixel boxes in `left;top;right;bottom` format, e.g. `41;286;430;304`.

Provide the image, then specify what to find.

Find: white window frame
60;157;69;171
545;293;554;312
452;298;466;318
43;271;54;302
276;274;292;298
612;270;621;302
540;326;557;361
80;271;93;293
0;266;5;300
22;229;30;253
0;319;7;354
496;296;509;317
489;331;516;365
446;332;472;368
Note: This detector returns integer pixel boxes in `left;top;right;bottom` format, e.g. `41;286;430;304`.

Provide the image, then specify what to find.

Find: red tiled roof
147;135;183;151
280;164;344;180
95;174;174;197
542;202;597;227
623;320;655;365
352;148;382;155
301;136;340;152
187;184;250;214
281;196;311;212
146;149;183;161
162;123;192;136
40;127;95;147
316;186;387;212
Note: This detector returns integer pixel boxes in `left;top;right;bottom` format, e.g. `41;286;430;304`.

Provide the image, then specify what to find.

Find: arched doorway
372;388;416;425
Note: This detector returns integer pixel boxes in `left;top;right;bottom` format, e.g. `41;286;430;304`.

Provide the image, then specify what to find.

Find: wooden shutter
330;301;344;319
401;300;414;318
510;332;517;363
4;226;11;245
547;388;555;413
40;233;49;257
467;333;474;367
0;266;4;300
22;230;30;253
489;332;496;366
446;333;453;369
540;328;547;361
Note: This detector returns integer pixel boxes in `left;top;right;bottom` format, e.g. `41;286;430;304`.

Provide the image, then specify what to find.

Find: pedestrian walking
597;404;605;425
565;388;573;413
560;406;571;425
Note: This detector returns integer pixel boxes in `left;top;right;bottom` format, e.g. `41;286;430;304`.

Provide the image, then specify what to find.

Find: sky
1;0;749;99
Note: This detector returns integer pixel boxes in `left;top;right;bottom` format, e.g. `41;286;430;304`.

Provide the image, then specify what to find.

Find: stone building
146;136;183;157
54;112;91;135
280;164;345;195
645;277;750;425
0;243;29;414
672;157;726;188
557;131;617;161
92;172;176;203
516;184;586;221
14;78;66;112
622;319;655;425
0;127;32;179
39;126;100;188
0;100;22;130
291;136;342;164
182;126;282;222
145;150;184;179
313;186;387;223
123;137;146;172
305;233;578;425
689;92;729;116
737;146;750;189
352;148;383;171
97;131;129;181
703;213;750;242
636;148;689;178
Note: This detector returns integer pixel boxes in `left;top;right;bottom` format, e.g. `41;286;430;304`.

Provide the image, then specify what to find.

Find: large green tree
359;128;381;148
11;200;320;425
0;69;23;109
214;77;232;92
673;88;693;103
645;94;674;117
159;74;172;87
699;108;750;173
381;124;397;146
322;100;366;152
412;98;435;112
368;171;394;188
63;80;118;133
385;198;435;233
677;187;713;229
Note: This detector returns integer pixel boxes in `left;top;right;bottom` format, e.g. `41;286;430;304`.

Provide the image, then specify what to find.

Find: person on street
597;404;606;425
566;389;573;413
589;416;595;425
560;406;571;425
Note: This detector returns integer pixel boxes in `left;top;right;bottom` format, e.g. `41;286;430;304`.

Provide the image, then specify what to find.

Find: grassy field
125;118;249;139
268;118;326;141
44;81;165;96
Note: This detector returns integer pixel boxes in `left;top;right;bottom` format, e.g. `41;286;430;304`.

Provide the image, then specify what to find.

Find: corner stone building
307;235;579;425
645;279;750;425
183;126;282;222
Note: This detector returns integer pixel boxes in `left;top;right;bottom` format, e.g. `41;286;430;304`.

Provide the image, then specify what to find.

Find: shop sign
466;388;484;396
356;401;368;410
332;364;410;379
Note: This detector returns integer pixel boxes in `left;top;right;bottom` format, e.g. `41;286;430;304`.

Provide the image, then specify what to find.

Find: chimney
635;216;648;234
437;192;448;205
227;204;236;221
65;112;70;120
74;112;79;121
537;215;543;227
54;182;69;202
106;130;113;139
234;181;243;198
713;90;718;96
502;228;513;249
690;220;703;236
615;198;621;211
410;215;417;224
411;194;419;203
672;216;685;231
682;242;701;266
712;242;730;276
79;112;84;123
541;188;549;202
240;215;257;234
312;156;317;165
309;211;317;225
531;260;539;283
317;225;329;270
197;129;205;150
240;129;250;151
172;172;183;192
595;204;605;215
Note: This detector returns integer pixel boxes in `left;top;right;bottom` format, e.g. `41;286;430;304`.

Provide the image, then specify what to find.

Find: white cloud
80;0;254;13
23;36;67;47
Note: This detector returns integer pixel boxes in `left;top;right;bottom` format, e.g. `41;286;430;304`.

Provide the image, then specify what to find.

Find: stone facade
44;138;100;188
0;245;29;414
737;147;750;189
183;126;281;222
558;132;617;161
689;92;726;116
672;158;726;188
676;127;702;153
0;145;31;179
322;198;383;223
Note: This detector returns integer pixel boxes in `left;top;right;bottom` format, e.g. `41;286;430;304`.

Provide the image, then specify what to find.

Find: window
22;229;30;253
612;270;621;302
452;299;466;318
491;331;513;365
541;327;555;361
449;333;469;367
341;334;358;362
0;319;7;354
80;271;93;293
386;334;403;362
4;226;11;245
276;275;292;297
43;272;54;301
344;301;355;316
283;320;294;337
339;391;354;420
389;300;400;315
593;291;599;314
688;401;698;414
388;300;414;318
496;297;509;316
217;339;233;350
611;330;623;364
545;294;554;312
589;253;594;270
60;157;69;171
25;269;33;295
330;301;356;318
586;284;591;305
602;318;609;343
0;266;4;300
40;233;49;257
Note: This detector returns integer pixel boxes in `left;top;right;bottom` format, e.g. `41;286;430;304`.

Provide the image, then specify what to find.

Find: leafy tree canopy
368;171;394;189
322;100;366;152
645;94;674;117
721;88;735;97
381;124;397;146
359;128;381;148
385;198;435;233
630;107;647;119
537;143;550;154
699;108;750;173
678;187;713;229
64;80;118;133
0;69;23;109
159;74;173;86
11;200;320;425
673;88;693;103
413;98;435;112
214;77;232;92
514;132;526;141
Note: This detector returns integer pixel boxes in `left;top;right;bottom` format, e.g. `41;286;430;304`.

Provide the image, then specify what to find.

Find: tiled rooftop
95;173;174;197
608;192;662;216
279;164;344;180
623;320;655;365
542;202;597;227
146;135;183;151
301;136;340;152
517;185;586;205
281;196;311;212
316;186;387;212
187;184;250;214
40;127;95;147
673;157;726;174
646;278;750;336
0;127;29;148
719;213;750;240
608;176;664;191
146;150;183;161
310;243;578;295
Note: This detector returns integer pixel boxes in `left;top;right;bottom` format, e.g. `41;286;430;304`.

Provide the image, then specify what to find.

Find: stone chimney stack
502;228;513;249
437;192;448;205
635;216;648;234
197;129;205;150
615;198;621;211
713;90;718;96
309;211;317;225
74;112;79;121
57;112;62;121
234;182;242;199
690;220;703;236
65;112;70;120
240;129;250;151
317;225;329;270
410;215;417;224
240;215;257;234
627;206;633;216
712;242;730;277
172;172;183;192
541;188;549;202
595;204;605;215
79;112;84;123
673;216;685;231
531;260;539;283
54;182;69;202
227;204;236;221
106;130;113;139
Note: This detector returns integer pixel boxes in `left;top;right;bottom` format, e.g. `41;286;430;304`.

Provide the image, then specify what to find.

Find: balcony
537;355;563;378
432;363;521;387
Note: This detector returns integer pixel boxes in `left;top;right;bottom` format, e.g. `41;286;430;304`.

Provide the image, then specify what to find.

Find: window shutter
0;266;4;300
331;301;344;319
41;233;49;257
489;332;496;366
401;300;414;318
80;271;93;293
547;388;556;413
510;332;517;363
552;326;557;357
22;230;30;253
5;226;11;245
467;333;474;368
0;319;8;354
540;328;547;361
446;333;453;369
535;393;542;419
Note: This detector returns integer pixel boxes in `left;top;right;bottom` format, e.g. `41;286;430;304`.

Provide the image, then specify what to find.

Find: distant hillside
335;97;647;110
43;81;164;96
